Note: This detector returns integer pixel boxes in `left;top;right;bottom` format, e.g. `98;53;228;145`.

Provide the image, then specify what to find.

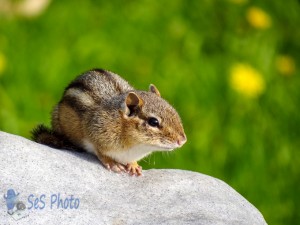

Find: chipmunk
32;69;186;176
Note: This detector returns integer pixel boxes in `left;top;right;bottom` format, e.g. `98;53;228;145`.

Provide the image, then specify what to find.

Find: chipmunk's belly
82;139;96;155
106;144;157;164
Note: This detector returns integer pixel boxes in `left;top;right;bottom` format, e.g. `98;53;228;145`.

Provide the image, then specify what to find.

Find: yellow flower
276;55;296;76
230;63;265;98
246;7;271;29
16;0;51;17
0;53;7;75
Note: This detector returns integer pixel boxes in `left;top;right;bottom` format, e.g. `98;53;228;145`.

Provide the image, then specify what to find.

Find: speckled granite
0;131;267;225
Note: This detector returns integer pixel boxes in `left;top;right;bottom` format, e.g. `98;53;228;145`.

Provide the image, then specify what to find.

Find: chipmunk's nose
177;134;187;146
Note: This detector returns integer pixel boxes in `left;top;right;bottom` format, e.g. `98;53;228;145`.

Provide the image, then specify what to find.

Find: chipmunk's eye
148;117;159;127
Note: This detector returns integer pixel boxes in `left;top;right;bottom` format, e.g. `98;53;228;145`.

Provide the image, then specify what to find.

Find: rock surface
0;131;266;225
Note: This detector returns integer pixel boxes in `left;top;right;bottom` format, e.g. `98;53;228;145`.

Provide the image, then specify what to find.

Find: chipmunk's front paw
103;160;127;173
126;162;142;176
98;155;127;173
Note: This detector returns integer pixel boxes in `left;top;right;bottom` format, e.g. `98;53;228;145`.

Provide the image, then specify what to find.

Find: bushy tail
31;124;82;151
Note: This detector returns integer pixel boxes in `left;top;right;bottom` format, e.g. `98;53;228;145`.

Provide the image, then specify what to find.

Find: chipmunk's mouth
155;143;180;151
157;137;187;151
158;146;175;151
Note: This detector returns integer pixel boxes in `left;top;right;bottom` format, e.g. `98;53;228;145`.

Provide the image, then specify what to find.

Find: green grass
1;1;300;224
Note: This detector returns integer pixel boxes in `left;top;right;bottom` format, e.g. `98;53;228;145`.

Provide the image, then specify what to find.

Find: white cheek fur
81;139;176;164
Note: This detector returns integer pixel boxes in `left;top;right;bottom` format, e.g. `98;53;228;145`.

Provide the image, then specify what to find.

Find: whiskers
142;153;155;165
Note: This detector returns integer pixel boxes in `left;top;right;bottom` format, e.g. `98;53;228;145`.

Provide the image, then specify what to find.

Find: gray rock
0;131;267;225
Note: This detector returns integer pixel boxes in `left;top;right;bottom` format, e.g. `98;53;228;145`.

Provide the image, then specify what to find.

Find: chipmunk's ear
123;92;144;116
149;84;161;97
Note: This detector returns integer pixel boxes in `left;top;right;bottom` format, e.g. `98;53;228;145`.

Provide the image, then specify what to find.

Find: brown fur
31;69;186;175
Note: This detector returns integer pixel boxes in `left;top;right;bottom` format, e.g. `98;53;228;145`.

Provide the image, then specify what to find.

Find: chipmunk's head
120;84;187;154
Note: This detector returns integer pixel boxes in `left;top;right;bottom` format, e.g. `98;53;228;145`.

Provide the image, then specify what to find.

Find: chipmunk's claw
126;162;142;176
99;155;141;176
104;161;127;173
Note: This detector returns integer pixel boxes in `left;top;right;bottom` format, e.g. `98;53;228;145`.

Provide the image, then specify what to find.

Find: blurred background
0;0;299;224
